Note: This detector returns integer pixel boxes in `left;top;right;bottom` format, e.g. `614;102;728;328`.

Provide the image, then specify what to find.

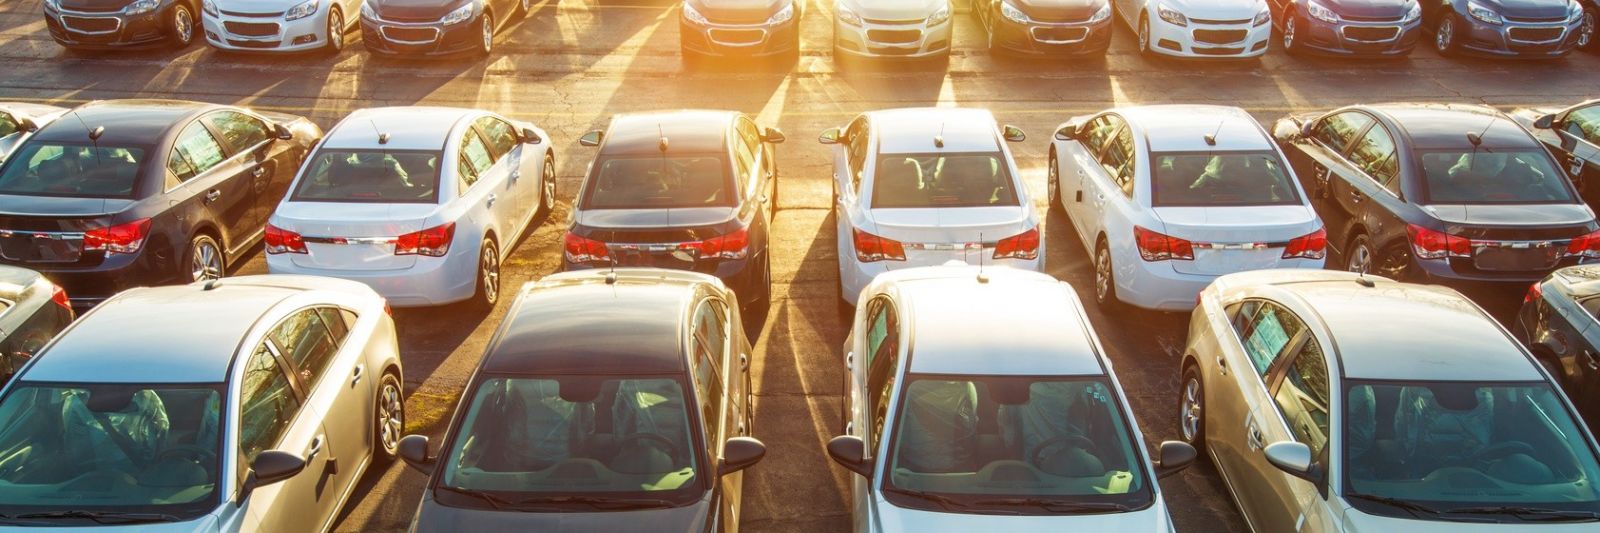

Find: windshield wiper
881;487;975;513
435;486;515;511
11;510;181;524
512;495;677;510
970;497;1133;514
1345;493;1445;519
1443;506;1600;522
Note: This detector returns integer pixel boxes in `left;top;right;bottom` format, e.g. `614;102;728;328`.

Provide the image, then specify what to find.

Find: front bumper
202;9;330;52
1294;16;1422;56
991;15;1113;55
1148;16;1271;58
44;6;172;48
359;13;480;56
1450;15;1583;57
266;247;479;307
680;18;800;57
834;17;952;58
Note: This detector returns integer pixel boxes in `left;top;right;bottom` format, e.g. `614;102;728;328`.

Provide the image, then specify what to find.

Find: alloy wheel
1138;17;1151;53
1436;17;1454;53
480;243;500;306
1581;11;1596;48
1047;155;1060;206
1095;246;1113;303
521;0;533;13
173;6;194;45
481;13;494;55
1346;239;1373;274
190;237;222;282
542;155;556;213
1181;376;1202;442
377;377;403;455
328;9;344;52
1283;16;1297;51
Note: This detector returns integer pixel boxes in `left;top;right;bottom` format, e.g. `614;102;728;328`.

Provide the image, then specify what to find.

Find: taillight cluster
49;283;70;310
264;224;307;254
84;218;151;255
682;227;749;260
853;228;905;263
395;223;455;257
1407;224;1470;260
563;233;610;264
994;229;1039;261
1566;229;1600;259
1282;228;1327;260
1525;282;1544;304
1134;226;1193;262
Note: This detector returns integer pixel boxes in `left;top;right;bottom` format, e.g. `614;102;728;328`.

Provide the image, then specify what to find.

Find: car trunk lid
273;202;440;271
868;206;1034;265
1154;205;1322;276
0;195;132;265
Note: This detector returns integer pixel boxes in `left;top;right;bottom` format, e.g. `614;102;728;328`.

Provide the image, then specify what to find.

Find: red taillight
83;218;150;255
1134;226;1193;262
994;228;1040;261
382;299;393;316
853;228;906;263
1525;282;1544;304
1566;230;1600;259
683;227;750;260
264;224;307;254
395;223;455;257
1407;224;1470;260
1282;228;1328;260
49;283;70;310
563;232;611;264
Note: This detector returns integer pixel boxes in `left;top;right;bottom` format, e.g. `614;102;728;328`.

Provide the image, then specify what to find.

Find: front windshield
1345;380;1600;519
582;154;732;209
1151;152;1301;207
437;376;703;509
0;382;223;521
871;153;1019;209
881;375;1151;515
1419;150;1576;204
0;144;145;198
290;150;440;203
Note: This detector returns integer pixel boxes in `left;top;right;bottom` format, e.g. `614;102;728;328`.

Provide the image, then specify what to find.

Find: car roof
0;102;68;119
1118;105;1273;153
1548;265;1600;299
481;269;706;375
600;110;735;156
883;267;1106;377
1365;103;1541;151
870;107;1001;154
322;107;479;151
31;99;214;146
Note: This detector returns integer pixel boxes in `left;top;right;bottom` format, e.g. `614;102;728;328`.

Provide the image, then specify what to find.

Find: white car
266;106;555;308
1114;0;1273;58
821;107;1042;306
1049;105;1325;311
202;0;360;53
826;265;1195;532
833;0;954;60
0;103;66;164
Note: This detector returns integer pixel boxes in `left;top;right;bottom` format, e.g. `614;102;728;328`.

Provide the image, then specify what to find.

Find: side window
1312;112;1374;152
172;122;227;182
237;344;302;464
846;118;869;194
1081;115;1119;154
458;132;493;190
269;309;340;390
1229;299;1263;337
0;113;16;138
1098;126;1137;198
476;117;519;158
691;300;728;446
1347;125;1401;195
1565;106;1600;146
167;149;197;185
864;298;899;448
317;307;351;342
735;118;761;195
1238;302;1307;377
1272;339;1332;455
203;111;270;152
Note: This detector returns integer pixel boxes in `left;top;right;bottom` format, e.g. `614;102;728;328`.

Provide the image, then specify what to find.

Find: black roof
600;110;735;156
480;279;693;375
32;100;214;146
1366;103;1542;151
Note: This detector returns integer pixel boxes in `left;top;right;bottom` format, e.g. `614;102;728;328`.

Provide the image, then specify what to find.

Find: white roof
870;108;1002;154
321;106;479;151
1118;105;1274;153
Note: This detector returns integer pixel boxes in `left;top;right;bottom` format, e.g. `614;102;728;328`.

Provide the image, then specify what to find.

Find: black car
0;265;73;384
0;99;321;309
360;0;533;56
565;110;782;315
1512;99;1600;207
1272;103;1599;287
1269;0;1423;56
973;0;1113;55
396;268;766;532
1425;0;1588;57
43;0;198;50
679;0;804;63
1517;265;1600;427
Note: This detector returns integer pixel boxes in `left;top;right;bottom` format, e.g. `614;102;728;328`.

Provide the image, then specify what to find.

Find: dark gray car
0;264;73;383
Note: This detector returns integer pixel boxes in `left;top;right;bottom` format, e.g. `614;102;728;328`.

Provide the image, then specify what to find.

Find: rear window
291;150;440;203
0;144;145;198
582;154;732;209
1419;150;1575;204
1151;152;1301;207
871;153;1019;209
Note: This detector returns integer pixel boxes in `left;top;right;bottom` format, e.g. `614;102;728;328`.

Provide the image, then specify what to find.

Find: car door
269;306;369;526
1554;105;1600;207
172;117;255;252
1062;114;1121;247
836;117;870;265
457;130;505;245
1573;297;1600;423
855;296;899;533
1286;111;1372;254
1253;328;1337;533
476;116;533;231
203;111;279;242
688;297;733;531
1336;122;1408;259
1215;300;1314;532
234;340;330;533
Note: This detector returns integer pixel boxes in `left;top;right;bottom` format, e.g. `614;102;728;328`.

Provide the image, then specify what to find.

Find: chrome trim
1507;23;1569;45
1339;25;1401;43
0;230;85;240
707;27;767;47
1029;25;1089;44
905;242;993;251
379;22;441;44
56;10;123;36
302;236;397;245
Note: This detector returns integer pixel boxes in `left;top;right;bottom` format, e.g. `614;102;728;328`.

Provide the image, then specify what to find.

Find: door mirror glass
1264;441;1319;482
1053;125;1077;141
399;434;435;474
762;127;786;144
818;127;842;145
719;436;767;476
1152;440;1197;479
18;117;38;133
1273;119;1304;142
826;435;873;478
1002;125;1026;143
274;123;293;141
245;450;306;493
520;127;541;144
1535;113;1557;130
578;130;604;147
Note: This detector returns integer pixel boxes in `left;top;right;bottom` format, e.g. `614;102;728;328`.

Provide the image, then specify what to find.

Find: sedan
1511;99;1600;207
0;103;67;164
1269;0;1423;56
396;268;765;532
1517;265;1600;428
0;274;403;532
1183;268;1600;532
267;107;553;309
0;99;321;310
360;0;534;56
1273;103;1598;287
833;0;954;60
0;265;73;384
201;0;359;53
972;0;1114;56
1115;0;1273;58
1426;0;1588;57
42;0;200;49
1050;105;1325;312
680;0;804;64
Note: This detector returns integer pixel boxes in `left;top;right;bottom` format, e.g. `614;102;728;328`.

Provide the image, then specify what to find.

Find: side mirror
762;127;786;144
18;117;38;133
520;127;542;144
1002;125;1026;143
398;434;435;474
274;123;293;141
818;127;842;145
826;435;873;478
1053;125;1077;141
1534;113;1556;130
239;450;306;503
1263;441;1321;483
1152;440;1197;479
578;130;603;147
719;436;767;476
1273;118;1304;142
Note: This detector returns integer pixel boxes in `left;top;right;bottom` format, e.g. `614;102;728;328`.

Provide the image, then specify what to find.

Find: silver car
0;103;66;164
1181;269;1600;532
0;275;403;532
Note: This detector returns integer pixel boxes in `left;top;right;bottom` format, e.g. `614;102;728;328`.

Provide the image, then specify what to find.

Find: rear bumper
7;251;177;311
1118;257;1325;311
563;252;767;308
266;249;477;307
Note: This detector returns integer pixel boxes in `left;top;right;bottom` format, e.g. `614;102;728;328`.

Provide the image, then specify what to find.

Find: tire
1137;14;1153;57
1180;364;1206;452
1282;13;1302;55
1435;14;1459;56
168;3;196;48
186;234;224;283
1048;150;1062;211
1346;233;1408;279
477;11;495;56
1581;9;1597;50
518;0;533;17
472;239;500;310
539;152;556;217
322;6;345;55
372;371;404;464
1093;240;1122;311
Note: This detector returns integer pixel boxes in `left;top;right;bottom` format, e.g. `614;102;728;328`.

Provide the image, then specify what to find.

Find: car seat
874;159;923;206
59;389;169;473
894;381;978;474
1394;386;1495;472
999;382;1104;477
609;380;688;474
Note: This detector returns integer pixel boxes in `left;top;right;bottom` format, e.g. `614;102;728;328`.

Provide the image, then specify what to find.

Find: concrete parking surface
1;0;1593;530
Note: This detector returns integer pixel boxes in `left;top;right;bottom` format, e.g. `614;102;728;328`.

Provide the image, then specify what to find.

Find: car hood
1423;203;1596;227
1472;0;1572;19
839;0;946;22
209;0;303;15
412;496;711;532
1318;0;1413;20
369;0;469;22
0;515;217;532
875;497;1172;531
1341;507;1600;532
1160;0;1265;20
1008;0;1107;22
688;0;787;24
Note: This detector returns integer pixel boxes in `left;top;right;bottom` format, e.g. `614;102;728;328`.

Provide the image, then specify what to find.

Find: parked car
0;99;321;310
0;274;403;531
1425;0;1588;57
825;265;1195;531
1267;0;1422;56
833;0;954;60
396;268;765;532
1516;265;1600;428
1582;0;1600;49
267;106;552;309
0;104;68;164
42;0;200;50
1050;105;1324;312
822;107;1040;307
0;266;73;384
679;0;804;63
1510;99;1600;207
359;0;534;56
1272;103;1598;288
1115;0;1273;58
564;110;781;313
201;0;359;53
971;0;1114;56
1182;268;1600;532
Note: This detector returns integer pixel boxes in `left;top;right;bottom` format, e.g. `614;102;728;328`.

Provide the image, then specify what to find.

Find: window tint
1313;112;1374;151
0;144;145;198
1420;150;1576;204
477;117;518;158
0;113;16;138
1273;339;1331;455
582;155;731;209
1237;303;1305;376
847;118;870;194
866;299;899;447
1565;105;1600;146
1151;152;1300;206
291;150;440;203
864;298;889;370
238;344;301;462
1347;125;1401;193
1099;127;1136;198
459;133;493;189
1081;115;1120;155
691;301;727;446
203;111;270;151
317;307;351;342
871;153;1019;208
269;309;340;389
174;122;227;177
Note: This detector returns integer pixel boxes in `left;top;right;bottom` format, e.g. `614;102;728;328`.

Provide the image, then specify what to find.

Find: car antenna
976;232;989;284
72;112;104;166
606;246;618;285
935;122;945;149
370;119;388;145
1205;120;1222;147
1355;261;1374;287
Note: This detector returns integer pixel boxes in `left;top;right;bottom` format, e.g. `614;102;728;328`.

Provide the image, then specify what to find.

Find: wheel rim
377;379;403;454
329;11;343;51
175;7;193;43
522;0;532;11
1436;18;1452;51
1582;12;1596;47
1181;377;1202;442
1048;157;1059;202
1139;19;1150;51
482;15;494;53
542;158;556;210
1284;17;1296;49
1095;247;1112;302
481;244;499;304
191;239;221;282
1346;240;1371;273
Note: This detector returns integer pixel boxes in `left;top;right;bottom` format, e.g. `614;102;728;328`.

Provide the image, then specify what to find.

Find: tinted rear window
0;144;144;198
1419;150;1575;204
291;150;440;203
1151;152;1301;207
582;154;732;209
871;153;1018;209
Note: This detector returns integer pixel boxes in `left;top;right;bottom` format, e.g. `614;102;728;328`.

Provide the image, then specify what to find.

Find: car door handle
204;190;221;203
307;435;325;462
1584;351;1600;370
1246;420;1265;451
759;195;769;204
510;171;520;182
1216;356;1228;375
351;364;364;387
740;353;749;370
251;167;266;179
486;193;496;207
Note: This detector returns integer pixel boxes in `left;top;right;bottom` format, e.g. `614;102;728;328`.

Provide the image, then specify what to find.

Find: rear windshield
1151;152;1301;207
871;153;1019;209
1419;150;1575;204
0;144;145;198
582;154;732;209
291;150;440;203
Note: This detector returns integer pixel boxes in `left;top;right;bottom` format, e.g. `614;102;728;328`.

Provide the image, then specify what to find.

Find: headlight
122;0;159;16
1467;1;1502;25
766;3;794;25
283;0;317;20
202;0;217;15
1404;1;1421;23
1253;5;1271;26
836;3;863;26
1088;3;1111;23
361;2;377;19
440;2;474;25
1157;4;1187;27
925;4;951;25
682;2;710;25
1569;0;1585;22
1305;1;1338;23
1000;2;1028;24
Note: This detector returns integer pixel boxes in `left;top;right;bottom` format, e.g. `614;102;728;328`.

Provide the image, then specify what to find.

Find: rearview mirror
1264;441;1320;483
239;450;306;504
1534;113;1556;130
578;130;604;147
1002;125;1026;143
719;437;767;476
818;127;842;145
1053;125;1077;141
826;435;873;478
762;127;786;144
274;123;293;141
1152;440;1197;479
520;127;542;144
399;434;435;474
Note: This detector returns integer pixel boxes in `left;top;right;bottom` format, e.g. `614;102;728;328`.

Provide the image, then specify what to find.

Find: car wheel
478;11;495;56
168;3;195;48
540;152;556;216
1093;241;1121;309
323;6;345;55
1347;233;1409;279
373;372;404;463
1180;364;1206;452
1282;13;1301;54
1048;151;1062;211
472;239;500;310
187;234;224;283
1581;9;1597;49
1137;14;1153;56
1435;14;1458;55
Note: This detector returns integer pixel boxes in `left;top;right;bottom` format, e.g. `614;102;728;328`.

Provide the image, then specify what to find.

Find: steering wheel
1028;434;1098;469
614;433;682;465
158;444;218;465
1469;441;1536;464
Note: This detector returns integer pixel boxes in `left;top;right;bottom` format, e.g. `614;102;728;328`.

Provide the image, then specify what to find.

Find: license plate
1474;244;1558;272
0;232;82;263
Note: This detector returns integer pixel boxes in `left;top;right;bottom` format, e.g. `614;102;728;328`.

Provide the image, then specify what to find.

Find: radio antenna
976;232;988;283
